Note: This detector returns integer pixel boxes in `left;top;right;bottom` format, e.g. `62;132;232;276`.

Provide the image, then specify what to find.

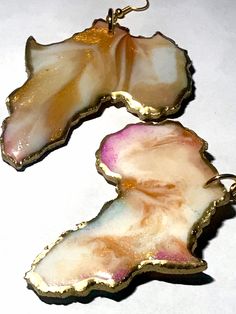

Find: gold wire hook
205;174;236;203
106;1;150;33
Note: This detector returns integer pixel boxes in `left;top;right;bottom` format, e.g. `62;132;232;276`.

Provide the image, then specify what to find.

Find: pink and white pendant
25;121;227;298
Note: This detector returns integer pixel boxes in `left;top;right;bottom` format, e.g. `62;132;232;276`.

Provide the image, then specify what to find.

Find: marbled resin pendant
1;19;192;170
25;121;228;298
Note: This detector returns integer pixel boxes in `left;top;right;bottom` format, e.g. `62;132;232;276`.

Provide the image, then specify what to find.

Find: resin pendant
1;19;192;170
25;121;227;299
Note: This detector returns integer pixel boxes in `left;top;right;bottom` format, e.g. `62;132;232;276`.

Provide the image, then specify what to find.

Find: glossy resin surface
25;122;226;298
1;20;192;169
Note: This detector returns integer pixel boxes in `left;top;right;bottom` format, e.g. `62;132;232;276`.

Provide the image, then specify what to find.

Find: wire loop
205;174;236;203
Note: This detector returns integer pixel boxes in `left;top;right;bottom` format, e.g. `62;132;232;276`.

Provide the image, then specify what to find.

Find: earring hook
107;1;150;33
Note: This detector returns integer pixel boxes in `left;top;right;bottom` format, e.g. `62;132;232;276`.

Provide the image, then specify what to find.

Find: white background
0;0;236;313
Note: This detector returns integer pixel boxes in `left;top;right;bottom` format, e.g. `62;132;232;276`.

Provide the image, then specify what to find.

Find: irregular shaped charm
25;121;227;299
1;20;192;170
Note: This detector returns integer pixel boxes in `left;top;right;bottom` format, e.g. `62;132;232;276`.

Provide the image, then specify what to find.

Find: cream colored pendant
25;121;229;298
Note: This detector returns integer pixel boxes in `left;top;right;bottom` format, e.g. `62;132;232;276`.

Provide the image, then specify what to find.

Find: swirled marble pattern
1;20;191;169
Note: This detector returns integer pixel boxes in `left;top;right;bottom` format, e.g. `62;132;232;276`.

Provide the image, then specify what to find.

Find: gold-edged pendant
1;1;192;170
25;121;234;299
